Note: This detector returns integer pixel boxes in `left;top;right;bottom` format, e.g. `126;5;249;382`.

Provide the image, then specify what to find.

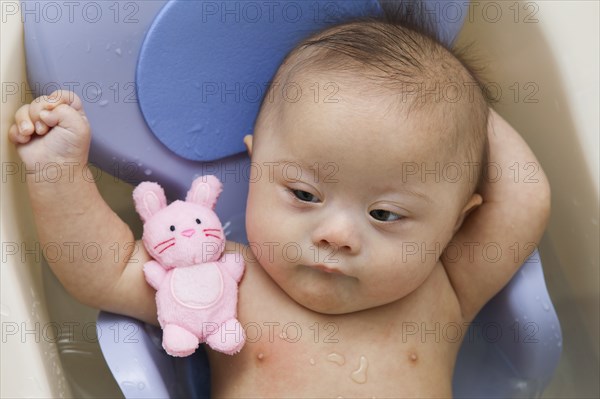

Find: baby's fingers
10;103;35;141
8;122;31;144
39;104;89;137
29;90;83;133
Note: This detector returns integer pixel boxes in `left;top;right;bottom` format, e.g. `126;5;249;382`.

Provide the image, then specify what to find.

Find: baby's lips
308;263;346;276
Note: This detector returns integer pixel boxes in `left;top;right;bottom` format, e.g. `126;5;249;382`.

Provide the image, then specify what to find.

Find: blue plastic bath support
22;0;562;397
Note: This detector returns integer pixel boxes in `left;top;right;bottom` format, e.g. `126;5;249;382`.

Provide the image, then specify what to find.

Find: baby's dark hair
257;0;491;197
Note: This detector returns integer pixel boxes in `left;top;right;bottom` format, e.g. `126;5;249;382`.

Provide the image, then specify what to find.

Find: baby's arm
8;90;158;326
442;109;551;322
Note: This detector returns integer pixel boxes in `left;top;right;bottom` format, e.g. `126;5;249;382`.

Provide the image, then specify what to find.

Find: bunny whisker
158;242;175;254
154;237;175;250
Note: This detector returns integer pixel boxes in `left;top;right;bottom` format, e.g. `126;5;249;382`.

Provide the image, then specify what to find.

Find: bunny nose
181;229;195;238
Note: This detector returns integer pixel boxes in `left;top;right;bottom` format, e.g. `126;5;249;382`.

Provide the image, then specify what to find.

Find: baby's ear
186;175;223;209
453;193;483;234
244;134;253;157
133;182;167;223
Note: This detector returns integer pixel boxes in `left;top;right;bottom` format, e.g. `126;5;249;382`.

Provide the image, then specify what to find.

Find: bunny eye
170;225;175;232
196;218;201;224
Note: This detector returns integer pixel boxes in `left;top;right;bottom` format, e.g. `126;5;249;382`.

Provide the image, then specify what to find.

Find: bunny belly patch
171;264;224;309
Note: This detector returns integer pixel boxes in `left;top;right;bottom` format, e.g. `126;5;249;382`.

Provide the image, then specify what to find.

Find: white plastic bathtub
1;1;598;397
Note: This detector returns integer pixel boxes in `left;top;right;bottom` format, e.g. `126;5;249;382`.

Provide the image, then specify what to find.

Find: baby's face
245;75;476;314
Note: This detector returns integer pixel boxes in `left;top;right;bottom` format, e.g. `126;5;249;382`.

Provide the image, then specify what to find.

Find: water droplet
326;352;345;366
144;169;152;176
535;296;540;301
85;42;91;53
542;301;550;311
409;353;418;362
137;162;142;167
115;48;122;56
121;380;135;388
105;43;111;50
257;353;264;360
89;87;102;97
350;355;368;384
99;100;108;107
137;382;145;390
279;331;287;340
511;379;529;392
551;324;555;330
309;358;315;365
557;341;562;348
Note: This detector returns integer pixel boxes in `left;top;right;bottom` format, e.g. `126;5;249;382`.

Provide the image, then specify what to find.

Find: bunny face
143;201;225;267
133;175;225;268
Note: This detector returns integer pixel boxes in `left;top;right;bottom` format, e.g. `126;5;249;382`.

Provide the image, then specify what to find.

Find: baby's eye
196;218;201;224
290;189;320;203
170;225;175;231
369;209;403;222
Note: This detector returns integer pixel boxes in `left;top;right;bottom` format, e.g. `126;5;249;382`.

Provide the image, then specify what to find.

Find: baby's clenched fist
8;90;91;170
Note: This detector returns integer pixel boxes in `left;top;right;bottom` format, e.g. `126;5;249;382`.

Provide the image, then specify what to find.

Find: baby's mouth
308;264;346;276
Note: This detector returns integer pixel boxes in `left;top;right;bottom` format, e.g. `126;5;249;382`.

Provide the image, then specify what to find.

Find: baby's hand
8;90;91;170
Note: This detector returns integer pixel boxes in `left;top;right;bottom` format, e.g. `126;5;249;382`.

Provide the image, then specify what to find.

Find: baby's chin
281;283;393;315
293;295;360;315
260;261;410;315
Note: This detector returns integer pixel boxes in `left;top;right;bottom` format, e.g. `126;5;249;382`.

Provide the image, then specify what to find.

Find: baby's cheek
246;185;283;242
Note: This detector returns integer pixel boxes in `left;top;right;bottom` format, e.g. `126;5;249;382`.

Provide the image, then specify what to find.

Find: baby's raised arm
8;90;158;325
442;109;551;322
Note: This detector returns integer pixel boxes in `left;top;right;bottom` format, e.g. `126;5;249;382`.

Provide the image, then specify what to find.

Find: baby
9;10;550;399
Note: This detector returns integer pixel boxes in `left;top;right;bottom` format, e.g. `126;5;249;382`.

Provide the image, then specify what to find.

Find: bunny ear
186;175;223;209
133;182;167;223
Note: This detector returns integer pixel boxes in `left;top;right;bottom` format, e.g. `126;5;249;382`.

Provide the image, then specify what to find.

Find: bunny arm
143;260;167;290
219;253;245;283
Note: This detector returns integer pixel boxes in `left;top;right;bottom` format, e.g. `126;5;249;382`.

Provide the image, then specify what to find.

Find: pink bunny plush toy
133;175;245;357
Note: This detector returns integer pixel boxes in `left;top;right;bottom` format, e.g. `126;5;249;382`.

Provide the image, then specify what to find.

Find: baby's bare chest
208;262;464;397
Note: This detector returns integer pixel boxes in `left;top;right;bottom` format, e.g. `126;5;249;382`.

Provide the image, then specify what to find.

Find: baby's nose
181;228;195;238
311;218;360;255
